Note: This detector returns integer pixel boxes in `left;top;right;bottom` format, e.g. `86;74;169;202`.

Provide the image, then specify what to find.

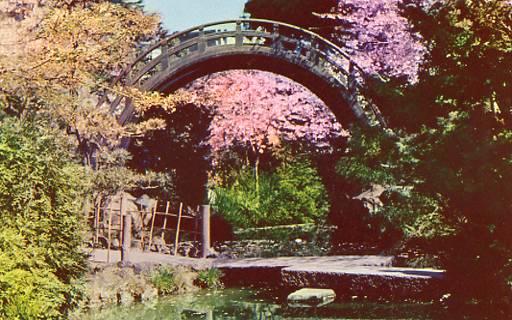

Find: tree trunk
255;154;260;198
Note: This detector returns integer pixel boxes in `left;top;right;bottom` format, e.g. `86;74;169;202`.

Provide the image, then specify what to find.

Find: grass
149;266;176;295
196;268;224;289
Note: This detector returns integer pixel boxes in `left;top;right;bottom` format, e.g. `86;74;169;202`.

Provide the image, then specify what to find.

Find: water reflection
85;288;444;320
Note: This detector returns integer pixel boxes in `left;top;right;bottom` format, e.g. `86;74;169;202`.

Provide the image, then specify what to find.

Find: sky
142;0;248;32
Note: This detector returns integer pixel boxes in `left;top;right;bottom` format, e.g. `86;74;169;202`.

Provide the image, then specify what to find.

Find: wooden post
162;201;170;236
148;201;158;251
198;27;206;52
119;195;124;250
121;213;132;264
84;195;92;244
173;202;183;256
307;35;318;63
235;20;243;47
160;44;169;70
138;205;145;251
161;201;170;252
107;207;112;263
272;23;281;51
120;195;127;263
194;205;199;242
94;196;101;245
347;62;366;122
200;204;210;258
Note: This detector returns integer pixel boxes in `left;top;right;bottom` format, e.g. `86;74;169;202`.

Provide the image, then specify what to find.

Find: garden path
89;249;443;280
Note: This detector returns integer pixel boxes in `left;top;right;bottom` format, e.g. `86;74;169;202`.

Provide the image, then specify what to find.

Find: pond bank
88;249;445;302
75;253;223;316
217;255;444;301
78;263;201;313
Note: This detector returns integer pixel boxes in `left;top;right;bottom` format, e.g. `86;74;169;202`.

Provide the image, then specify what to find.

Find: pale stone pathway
88;249;212;269
89;249;443;280
215;255;444;280
89;249;445;300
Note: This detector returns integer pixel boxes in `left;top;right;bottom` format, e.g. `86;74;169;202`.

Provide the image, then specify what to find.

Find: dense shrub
212;158;329;229
0;120;88;319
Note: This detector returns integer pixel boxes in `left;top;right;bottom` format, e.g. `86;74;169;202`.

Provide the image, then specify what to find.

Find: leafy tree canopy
339;0;512;312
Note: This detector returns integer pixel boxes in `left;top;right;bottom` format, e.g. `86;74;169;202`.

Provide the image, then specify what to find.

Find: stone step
214;255;445;301
214;255;394;269
281;266;445;301
287;288;336;307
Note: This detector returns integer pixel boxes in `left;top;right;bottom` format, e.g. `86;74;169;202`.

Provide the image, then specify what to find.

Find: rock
287;288;336;307
111;237;120;249
141;286;158;302
353;183;387;213
98;288;117;305
281;266;444;301
205;247;219;258
133;261;160;274
119;291;134;305
173;267;199;293
117;260;134;269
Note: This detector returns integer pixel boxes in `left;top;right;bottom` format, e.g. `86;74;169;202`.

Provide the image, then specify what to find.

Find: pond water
85;287;447;320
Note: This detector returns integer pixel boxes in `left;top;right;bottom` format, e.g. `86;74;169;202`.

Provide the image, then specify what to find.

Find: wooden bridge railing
104;19;387;128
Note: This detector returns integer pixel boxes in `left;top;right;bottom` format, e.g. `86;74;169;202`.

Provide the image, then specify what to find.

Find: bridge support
200;204;211;258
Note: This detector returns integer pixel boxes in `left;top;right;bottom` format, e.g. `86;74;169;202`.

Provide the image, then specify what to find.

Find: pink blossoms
188;70;346;162
320;0;427;83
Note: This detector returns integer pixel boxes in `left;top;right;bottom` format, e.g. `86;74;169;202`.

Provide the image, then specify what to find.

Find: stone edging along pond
216;255;445;302
84;250;446;314
78;261;222;313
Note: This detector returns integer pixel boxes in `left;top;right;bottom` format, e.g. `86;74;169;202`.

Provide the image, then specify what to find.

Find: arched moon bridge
109;19;386;128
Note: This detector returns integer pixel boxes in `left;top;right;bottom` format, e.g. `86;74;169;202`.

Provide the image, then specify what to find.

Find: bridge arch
109;19;386;128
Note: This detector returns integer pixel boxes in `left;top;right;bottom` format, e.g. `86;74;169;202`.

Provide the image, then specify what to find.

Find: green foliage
91;148;175;199
0;119;88;319
336;127;397;186
336;127;450;240
212;158;329;228
233;224;334;257
150;267;176;295
0;229;67;320
235;223;323;241
339;0;512;310
129;102;212;204
196;269;223;290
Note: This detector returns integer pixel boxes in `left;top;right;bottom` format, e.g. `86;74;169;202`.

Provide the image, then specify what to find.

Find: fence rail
87;195;211;261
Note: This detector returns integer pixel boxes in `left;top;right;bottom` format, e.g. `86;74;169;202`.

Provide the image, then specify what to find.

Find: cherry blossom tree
189;70;346;174
246;0;428;83
317;0;428;83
